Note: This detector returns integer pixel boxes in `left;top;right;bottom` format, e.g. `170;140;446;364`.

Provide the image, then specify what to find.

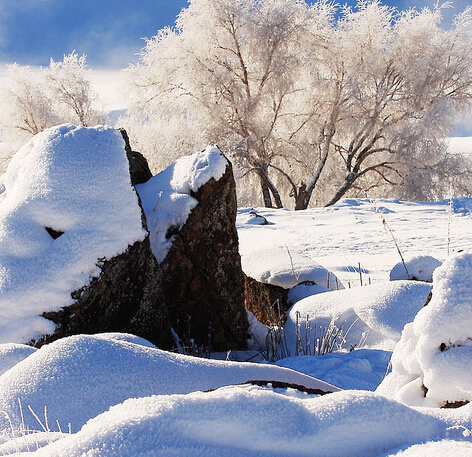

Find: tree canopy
122;0;472;208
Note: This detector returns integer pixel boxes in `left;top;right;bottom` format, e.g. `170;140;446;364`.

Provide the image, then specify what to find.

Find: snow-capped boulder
0;124;147;344
390;255;442;282
0;126;247;351
377;252;472;408
242;245;343;326
137;146;248;351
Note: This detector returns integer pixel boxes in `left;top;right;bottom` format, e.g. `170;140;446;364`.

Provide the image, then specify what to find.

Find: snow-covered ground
1;130;472;454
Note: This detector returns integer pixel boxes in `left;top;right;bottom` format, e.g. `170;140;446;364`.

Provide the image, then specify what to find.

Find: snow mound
0;124;146;344
384;439;472;456
284;280;432;352
377;252;472;407
136;145;228;262
20;389;443;457
241;244;344;290
390;255;442;282
0;343;36;376
0;333;338;433
275;349;392;391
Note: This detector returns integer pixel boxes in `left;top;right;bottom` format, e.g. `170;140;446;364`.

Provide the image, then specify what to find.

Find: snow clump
136;145;228;262
390;255;442;282
0;124;146;344
378;252;472;407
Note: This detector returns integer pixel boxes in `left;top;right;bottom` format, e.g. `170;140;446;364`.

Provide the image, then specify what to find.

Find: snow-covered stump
377;252;472;408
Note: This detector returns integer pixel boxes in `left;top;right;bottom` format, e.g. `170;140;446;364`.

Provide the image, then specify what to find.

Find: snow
284;280;432;352
0;343;36;376
136;145;228;262
377;252;472;407
0;333;339;434
390;255;442;282
11;388;445;457
239;239;344;290
0;124;146;344
275;349;392;391
236;198;472;286
2;139;472;456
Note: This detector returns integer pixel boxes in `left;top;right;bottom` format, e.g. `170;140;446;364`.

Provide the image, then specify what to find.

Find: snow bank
390;255;442;282
136;145;228;262
0;343;36;376
0;333;338;433
378;252;472;407
241;244;343;290
275;349;392;391
384;439;472;456
284;280;432;352
0;124;146;343
18;388;443;457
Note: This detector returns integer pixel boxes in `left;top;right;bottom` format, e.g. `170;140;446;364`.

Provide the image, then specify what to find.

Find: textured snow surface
390;255;442;282
378;252;472;407
0;124;146;343
0;343;36;376
237;199;472;285
11;389;444;457
0;333;338;433
275;349;392;391
240;242;344;290
136;145;228;262
284;280;432;351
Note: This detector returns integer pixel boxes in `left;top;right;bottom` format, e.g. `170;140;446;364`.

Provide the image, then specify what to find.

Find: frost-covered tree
44;52;104;127
0;53;105;170
123;0;472;208
123;0;333;208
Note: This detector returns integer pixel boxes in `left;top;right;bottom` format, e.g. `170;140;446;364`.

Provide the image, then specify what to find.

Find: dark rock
119;129;152;186
244;273;288;326
41;235;173;349
160;159;248;351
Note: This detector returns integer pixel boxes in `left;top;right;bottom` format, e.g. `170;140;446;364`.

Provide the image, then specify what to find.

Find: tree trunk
260;179;273;208
325;172;357;207
294;183;308;210
257;167;283;208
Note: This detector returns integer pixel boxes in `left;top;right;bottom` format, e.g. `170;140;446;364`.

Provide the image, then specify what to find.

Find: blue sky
0;0;470;134
0;0;469;69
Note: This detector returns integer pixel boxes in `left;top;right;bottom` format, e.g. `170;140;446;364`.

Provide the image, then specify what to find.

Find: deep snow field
1;126;472;455
0;198;471;455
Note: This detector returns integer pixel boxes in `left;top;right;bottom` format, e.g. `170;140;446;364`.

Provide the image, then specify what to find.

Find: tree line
2;1;472;208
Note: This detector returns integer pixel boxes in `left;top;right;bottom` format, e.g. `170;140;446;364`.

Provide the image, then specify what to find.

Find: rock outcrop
244;274;288;326
42;137;247;352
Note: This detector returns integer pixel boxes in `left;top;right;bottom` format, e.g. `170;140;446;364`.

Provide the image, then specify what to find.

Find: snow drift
378;252;472;407
0;333;339;433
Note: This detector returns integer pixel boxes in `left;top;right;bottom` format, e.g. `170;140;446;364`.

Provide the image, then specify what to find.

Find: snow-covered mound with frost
0;343;36;376
284;280;432;352
0;125;146;343
390;255;442;282
8;389;443;457
378;252;472;407
240;244;344;290
136;146;228;263
0;333;339;433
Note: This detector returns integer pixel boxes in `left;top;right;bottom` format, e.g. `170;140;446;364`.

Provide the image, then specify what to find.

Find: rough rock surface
42;139;247;351
244;274;288;326
160;159;248;351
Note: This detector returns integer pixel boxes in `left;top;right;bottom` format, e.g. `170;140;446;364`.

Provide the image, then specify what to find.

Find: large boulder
136;146;248;351
43;140;247;351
